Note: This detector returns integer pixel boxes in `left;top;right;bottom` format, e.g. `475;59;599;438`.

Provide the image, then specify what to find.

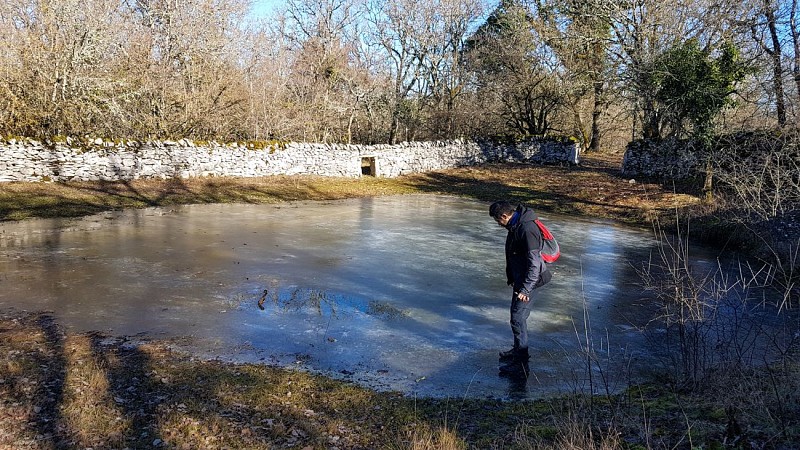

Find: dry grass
516;418;623;450
3;310;796;449
1;311;549;449
0;311;406;449
392;426;466;450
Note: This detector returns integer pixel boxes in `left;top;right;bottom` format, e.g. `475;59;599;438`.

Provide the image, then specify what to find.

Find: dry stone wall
621;139;701;179
0;138;579;182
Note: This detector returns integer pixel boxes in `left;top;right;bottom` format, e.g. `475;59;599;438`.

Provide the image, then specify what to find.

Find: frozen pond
0;195;729;399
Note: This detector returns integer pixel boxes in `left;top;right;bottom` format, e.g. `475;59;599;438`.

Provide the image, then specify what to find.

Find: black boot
499;348;517;361
499;347;529;362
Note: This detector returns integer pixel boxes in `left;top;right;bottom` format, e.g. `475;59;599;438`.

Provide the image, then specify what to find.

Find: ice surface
0;194;735;399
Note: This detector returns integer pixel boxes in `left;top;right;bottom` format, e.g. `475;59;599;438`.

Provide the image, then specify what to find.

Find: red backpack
534;219;560;263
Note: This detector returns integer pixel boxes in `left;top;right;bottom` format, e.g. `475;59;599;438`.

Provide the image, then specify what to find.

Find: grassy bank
0;154;696;226
2;154;797;449
6;309;795;450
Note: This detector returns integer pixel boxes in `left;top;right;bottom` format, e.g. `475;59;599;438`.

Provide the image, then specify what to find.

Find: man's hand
516;291;529;302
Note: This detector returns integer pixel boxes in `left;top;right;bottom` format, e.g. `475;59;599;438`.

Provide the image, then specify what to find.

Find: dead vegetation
3;308;798;450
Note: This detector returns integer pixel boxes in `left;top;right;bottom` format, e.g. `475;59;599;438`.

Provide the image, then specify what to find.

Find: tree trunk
589;79;603;152
765;1;787;127
389;109;399;144
642;99;660;140
703;158;714;202
791;0;800;123
573;108;589;151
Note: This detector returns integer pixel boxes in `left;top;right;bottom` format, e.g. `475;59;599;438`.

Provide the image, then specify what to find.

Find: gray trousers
510;292;534;354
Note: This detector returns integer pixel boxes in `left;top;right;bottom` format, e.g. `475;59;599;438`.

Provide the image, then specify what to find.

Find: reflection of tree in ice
254;285;408;320
286;288;338;316
254;287;342;317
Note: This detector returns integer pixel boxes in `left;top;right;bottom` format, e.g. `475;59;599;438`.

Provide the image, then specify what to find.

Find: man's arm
519;223;544;296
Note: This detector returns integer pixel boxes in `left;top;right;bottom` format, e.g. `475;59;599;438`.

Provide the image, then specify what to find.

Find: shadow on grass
86;332;166;448
32;314;69;446
0;312;71;447
0;176;335;221
399;167;645;220
1;160;692;225
2;311;459;448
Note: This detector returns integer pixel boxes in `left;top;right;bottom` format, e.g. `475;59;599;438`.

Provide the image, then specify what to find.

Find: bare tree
790;0;800;125
416;0;483;139
128;0;251;139
529;0;614;151
240;15;296;140
0;0;256;140
0;0;130;137
743;0;788;127
464;0;567;138
0;0;790;145
277;0;374;143
365;0;437;143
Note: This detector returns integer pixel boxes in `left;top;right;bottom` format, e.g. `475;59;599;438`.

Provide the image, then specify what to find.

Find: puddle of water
0;194;770;399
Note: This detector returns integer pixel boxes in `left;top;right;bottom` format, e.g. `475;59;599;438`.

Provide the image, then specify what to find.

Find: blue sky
249;0;282;19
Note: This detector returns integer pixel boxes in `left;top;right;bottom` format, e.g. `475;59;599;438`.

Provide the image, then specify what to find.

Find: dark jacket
504;205;552;294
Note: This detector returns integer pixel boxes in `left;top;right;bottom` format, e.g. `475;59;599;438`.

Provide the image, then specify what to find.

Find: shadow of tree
87;333;165;448
0;312;70;447
398;167;645;221
1;175;384;221
30;314;68;445
1;311;465;448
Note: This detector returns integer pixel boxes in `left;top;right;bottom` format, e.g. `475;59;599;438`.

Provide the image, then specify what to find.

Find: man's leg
509;293;533;360
500;294;533;376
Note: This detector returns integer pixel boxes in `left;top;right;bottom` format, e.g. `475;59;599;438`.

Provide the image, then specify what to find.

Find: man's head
489;201;517;227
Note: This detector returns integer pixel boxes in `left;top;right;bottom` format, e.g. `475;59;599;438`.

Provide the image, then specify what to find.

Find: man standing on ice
489;200;552;376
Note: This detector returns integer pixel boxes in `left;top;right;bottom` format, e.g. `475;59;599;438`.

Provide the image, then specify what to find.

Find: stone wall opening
361;156;376;176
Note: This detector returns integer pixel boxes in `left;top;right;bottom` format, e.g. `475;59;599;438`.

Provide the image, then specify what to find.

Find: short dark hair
489;201;516;219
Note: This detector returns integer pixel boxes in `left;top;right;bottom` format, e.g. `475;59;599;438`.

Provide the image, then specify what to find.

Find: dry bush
513;417;622;450
395;425;466;450
0;0;131;137
712;131;800;222
0;0;251;140
639;211;800;390
709;130;800;309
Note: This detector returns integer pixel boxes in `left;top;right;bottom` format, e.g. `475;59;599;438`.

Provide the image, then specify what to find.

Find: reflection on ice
250;286;410;320
0;194;758;399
